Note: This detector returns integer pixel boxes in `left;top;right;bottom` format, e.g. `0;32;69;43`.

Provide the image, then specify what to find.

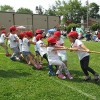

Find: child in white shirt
0;30;10;56
36;34;48;62
47;37;73;80
9;26;19;61
68;31;99;81
22;31;42;69
54;31;68;67
32;29;43;64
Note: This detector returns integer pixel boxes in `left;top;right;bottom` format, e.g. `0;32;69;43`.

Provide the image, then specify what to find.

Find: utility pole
86;0;89;28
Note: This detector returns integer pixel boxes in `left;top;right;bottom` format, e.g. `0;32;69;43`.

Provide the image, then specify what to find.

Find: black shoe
94;74;99;82
83;76;91;81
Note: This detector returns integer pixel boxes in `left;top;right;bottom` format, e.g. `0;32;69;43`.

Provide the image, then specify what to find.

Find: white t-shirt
36;40;47;57
32;37;37;51
0;33;6;43
22;38;30;52
56;38;66;56
9;33;18;48
71;39;89;60
47;47;60;61
19;39;23;52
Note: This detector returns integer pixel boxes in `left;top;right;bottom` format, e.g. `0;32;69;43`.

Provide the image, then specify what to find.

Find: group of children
0;25;99;81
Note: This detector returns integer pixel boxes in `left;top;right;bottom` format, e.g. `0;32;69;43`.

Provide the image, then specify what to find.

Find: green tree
45;5;57;15
35;5;44;15
0;5;13;11
89;3;99;19
17;7;33;14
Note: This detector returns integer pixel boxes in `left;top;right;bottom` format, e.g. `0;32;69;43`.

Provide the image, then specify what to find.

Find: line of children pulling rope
0;26;99;81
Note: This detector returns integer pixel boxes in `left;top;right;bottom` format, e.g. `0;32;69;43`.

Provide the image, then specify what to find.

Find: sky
0;0;99;13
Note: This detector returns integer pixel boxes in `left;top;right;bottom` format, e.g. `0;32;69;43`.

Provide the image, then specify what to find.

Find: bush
90;24;100;31
66;23;80;33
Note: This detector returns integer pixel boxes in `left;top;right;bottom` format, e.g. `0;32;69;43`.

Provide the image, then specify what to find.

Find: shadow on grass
0;69;32;78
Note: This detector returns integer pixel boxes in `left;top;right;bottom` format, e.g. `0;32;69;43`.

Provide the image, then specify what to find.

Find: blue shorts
22;51;31;57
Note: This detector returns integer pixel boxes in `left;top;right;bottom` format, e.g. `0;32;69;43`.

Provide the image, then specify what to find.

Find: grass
0;39;100;100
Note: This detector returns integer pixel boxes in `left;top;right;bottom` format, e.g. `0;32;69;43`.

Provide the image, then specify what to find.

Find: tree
89;3;100;19
45;5;57;15
35;5;44;15
0;5;13;11
17;7;33;14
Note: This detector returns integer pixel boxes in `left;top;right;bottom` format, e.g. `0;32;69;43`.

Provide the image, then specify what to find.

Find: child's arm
29;40;36;45
80;44;90;52
40;44;47;47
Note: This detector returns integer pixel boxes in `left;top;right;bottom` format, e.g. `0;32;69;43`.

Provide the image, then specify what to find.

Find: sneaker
10;57;16;61
94;74;99;81
48;71;56;76
58;74;66;79
6;53;11;57
34;63;42;70
83;76;91;81
66;73;73;80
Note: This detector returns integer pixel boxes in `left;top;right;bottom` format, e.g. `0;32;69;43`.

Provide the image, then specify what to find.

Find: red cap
35;29;43;34
25;31;33;38
36;34;43;41
2;30;6;34
68;31;78;38
47;37;57;44
9;26;16;31
54;31;61;37
19;32;25;38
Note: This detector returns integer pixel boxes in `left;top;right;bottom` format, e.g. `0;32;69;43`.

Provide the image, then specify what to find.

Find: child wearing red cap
32;29;43;64
22;31;42;69
36;34;48;62
54;31;68;67
68;31;99;81
9;26;20;61
0;30;10;56
47;37;73;79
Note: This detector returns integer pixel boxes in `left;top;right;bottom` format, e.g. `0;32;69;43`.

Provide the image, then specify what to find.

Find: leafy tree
35;5;44;15
17;7;33;14
89;3;99;19
90;23;100;31
0;5;13;11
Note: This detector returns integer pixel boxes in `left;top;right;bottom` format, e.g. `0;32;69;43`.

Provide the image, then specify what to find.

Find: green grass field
0;39;100;100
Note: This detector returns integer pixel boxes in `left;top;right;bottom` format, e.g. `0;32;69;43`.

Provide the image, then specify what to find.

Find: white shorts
58;54;67;61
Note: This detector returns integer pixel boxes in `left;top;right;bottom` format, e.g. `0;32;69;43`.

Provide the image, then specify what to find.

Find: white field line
51;78;96;100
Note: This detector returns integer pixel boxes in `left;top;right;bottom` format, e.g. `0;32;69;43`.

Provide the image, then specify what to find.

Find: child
32;29;43;64
8;26;20;61
0;30;10;56
54;31;68;67
22;31;42;69
68;31;99;81
36;34;48;62
47;37;73;80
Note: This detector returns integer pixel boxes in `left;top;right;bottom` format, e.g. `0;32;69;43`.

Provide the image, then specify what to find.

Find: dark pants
43;54;48;62
80;56;96;76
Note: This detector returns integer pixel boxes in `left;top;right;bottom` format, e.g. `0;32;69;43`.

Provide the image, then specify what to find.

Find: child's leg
28;53;42;69
81;56;99;81
43;54;48;62
10;47;19;60
80;56;95;76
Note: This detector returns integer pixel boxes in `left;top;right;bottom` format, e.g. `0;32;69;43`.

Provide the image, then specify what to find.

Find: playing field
0;39;100;100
